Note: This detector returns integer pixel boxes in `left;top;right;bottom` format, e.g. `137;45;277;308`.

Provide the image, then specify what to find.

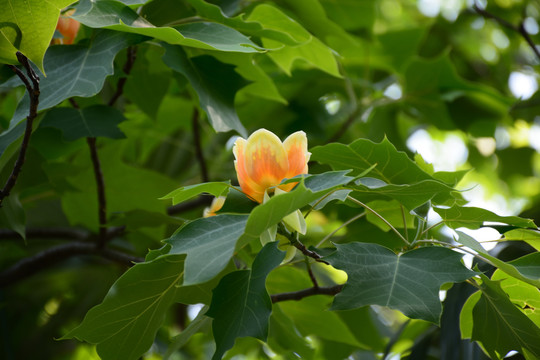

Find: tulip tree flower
203;196;226;217
52;11;80;45
233;129;310;203
234;129;310;246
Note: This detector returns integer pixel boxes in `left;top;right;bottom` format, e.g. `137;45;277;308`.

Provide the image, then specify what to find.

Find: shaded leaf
63;255;185;360
166;214;248;286
0;193;26;241
162;44;247;137
435;206;536;230
325;242;475;323
6;30;145;128
40;105;126;140
164;306;212;360
207;242;285;360
472;275;540;359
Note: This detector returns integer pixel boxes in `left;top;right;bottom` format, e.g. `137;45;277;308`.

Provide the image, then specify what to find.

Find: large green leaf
161;182;230;205
311;137;433;183
165;214;249;286
325;242;475;323
0;0;75;71
40;105;126;140
5;30;145;129
162;44;247;137
207;242;285;360
434;206;536;230
472;275;540;359
63;255;185;360
72;0;264;53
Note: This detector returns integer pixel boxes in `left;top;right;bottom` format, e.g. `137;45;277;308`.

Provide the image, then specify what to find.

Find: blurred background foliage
1;0;540;359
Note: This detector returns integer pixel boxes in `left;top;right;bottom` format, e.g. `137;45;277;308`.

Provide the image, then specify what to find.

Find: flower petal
233;137;265;202
244;129;289;193
283;131;310;178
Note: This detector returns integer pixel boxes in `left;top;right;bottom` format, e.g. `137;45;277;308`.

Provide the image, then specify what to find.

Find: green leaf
207;242;285;360
435;206;536;230
364;200;415;231
352;178;457;210
242;171;353;242
492;269;540;327
455;231;540;288
471;275;540;359
162;44;247;137
160;182;230;205
324;242;475;323
164;306;212;360
72;0;264;53
0;0;76;72
504;229;540;251
267;305;315;359
311;137;433;183
40;105;126;140
166;214;249;286
62;255;185;360
6;30;145;128
0;193;26;241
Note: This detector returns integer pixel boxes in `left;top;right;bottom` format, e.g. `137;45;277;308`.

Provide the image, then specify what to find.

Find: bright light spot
509;71;538;100
505;351;519;358
471;17;485;29
475;137;496;156
418;0;441;17
495;126;511;149
491;29;510;49
325;99;341;115
529;124;540;151
508;119;532;147
383;83;402;100
407;129;468;171
462;253;474;269
524;17;539;35
458;227;501;251
187;303;205;320
441;0;462;21
461;184;526;216
439;290;447;301
480;44;498;62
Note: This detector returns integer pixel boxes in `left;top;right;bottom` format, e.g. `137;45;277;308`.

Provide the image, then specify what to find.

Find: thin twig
400;205;409;242
271;284;343;303
473;2;540;61
108;46;137;107
87;137;108;247
304;256;319;288
277;223;328;264
0;52;40;206
420;220;444;237
192;108;209;182
316;211;366;248
328;106;363;143
347;196;410;246
0;242;142;287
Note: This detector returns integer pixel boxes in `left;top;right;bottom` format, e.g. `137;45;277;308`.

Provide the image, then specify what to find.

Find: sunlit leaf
435;206;536;230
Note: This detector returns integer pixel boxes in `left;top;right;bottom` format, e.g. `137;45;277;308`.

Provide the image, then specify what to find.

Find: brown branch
192;108;209;182
0;242;143;288
271;284;343;303
277;223;328;264
305;257;319;288
473;2;540;61
87;137;108;247
0;52;40;206
0;227;88;241
167;195;213;215
108;46;137;107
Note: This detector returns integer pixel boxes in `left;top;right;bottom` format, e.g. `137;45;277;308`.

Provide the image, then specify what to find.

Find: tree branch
87;137;108;247
271;284;343;303
108;46;137;107
473;2;540;61
192;108;209;182
277;223;328;264
0;242;143;288
0;52;40;206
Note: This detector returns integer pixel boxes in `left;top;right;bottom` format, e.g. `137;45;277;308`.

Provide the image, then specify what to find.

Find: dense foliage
1;0;540;359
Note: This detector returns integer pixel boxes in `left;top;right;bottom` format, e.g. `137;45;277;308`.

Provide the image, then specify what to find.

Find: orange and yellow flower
52;12;80;45
233;129;310;203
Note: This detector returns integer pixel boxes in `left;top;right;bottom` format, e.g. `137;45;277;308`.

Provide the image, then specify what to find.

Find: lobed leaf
325;242;475;324
160;182;230;205
435;206;536;230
